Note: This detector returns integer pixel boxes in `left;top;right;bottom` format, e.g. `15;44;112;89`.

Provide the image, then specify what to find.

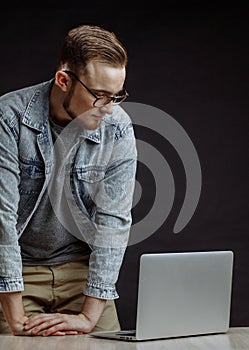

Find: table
0;327;248;349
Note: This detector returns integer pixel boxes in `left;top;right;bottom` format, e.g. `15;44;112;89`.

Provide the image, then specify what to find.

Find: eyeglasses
63;70;129;108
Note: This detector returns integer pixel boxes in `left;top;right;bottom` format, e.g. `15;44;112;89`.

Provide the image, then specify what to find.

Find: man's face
62;61;126;130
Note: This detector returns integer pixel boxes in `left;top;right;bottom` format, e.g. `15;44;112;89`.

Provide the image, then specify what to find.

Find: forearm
0;291;28;335
80;295;106;331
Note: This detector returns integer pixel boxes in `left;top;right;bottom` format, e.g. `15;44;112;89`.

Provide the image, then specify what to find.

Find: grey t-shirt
20;120;91;265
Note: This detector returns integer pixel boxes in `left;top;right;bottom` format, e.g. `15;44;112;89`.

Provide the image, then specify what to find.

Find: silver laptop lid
136;251;234;340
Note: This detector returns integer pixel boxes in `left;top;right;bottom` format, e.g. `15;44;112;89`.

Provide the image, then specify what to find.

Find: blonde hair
57;24;128;74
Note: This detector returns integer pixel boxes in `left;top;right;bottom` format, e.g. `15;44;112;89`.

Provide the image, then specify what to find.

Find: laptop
90;250;234;341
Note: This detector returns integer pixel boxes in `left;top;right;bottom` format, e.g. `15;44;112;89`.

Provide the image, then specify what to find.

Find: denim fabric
0;80;137;299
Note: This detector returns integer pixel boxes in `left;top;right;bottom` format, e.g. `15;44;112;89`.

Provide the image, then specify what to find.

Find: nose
99;101;113;115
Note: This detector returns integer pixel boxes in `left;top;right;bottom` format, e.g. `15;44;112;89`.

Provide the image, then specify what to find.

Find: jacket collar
21;79;101;144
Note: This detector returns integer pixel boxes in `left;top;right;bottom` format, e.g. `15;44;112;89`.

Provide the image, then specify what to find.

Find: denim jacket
0;79;137;299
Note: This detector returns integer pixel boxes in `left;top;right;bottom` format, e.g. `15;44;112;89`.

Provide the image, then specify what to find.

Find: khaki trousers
0;259;120;334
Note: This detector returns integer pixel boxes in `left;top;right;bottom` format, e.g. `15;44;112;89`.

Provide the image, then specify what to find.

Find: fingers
24;314;66;336
64;331;80;335
23;313;84;336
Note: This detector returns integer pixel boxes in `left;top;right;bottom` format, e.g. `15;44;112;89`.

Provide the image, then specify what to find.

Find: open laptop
90;250;234;341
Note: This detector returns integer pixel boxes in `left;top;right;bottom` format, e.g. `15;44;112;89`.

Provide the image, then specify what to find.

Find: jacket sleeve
0;114;23;292
84;119;137;299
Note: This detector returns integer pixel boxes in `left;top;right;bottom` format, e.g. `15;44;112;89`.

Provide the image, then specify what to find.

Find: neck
49;84;72;126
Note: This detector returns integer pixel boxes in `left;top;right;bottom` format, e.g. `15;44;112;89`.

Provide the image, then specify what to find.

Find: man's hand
24;313;90;336
0;291;32;335
24;296;107;336
8;315;32;336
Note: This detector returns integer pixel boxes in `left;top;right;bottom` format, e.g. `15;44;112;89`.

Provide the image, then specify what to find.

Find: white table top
0;327;248;350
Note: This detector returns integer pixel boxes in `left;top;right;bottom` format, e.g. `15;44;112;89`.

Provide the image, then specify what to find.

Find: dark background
1;3;248;329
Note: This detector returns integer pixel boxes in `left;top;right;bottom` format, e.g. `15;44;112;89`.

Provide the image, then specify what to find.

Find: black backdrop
1;4;248;329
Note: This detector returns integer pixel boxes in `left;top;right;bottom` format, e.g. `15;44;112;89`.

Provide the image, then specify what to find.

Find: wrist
0;292;27;334
81;296;107;327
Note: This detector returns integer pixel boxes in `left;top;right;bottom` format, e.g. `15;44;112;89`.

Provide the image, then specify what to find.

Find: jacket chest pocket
75;166;106;183
17;158;47;230
73;166;106;213
20;162;45;179
19;157;45;193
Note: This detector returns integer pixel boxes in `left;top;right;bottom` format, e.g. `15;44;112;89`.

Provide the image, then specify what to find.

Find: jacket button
89;173;95;181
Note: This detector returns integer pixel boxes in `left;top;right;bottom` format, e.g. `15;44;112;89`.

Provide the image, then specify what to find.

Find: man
0;24;137;336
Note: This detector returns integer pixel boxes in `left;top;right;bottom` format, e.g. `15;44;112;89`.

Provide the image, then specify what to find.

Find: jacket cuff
84;282;119;300
0;278;24;292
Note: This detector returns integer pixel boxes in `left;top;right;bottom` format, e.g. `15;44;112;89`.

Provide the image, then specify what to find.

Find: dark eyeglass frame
62;69;129;107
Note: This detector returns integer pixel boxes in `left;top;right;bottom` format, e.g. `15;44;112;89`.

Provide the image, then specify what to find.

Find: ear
55;70;70;92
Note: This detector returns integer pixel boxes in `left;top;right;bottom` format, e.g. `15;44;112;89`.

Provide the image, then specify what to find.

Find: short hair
57;24;128;74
